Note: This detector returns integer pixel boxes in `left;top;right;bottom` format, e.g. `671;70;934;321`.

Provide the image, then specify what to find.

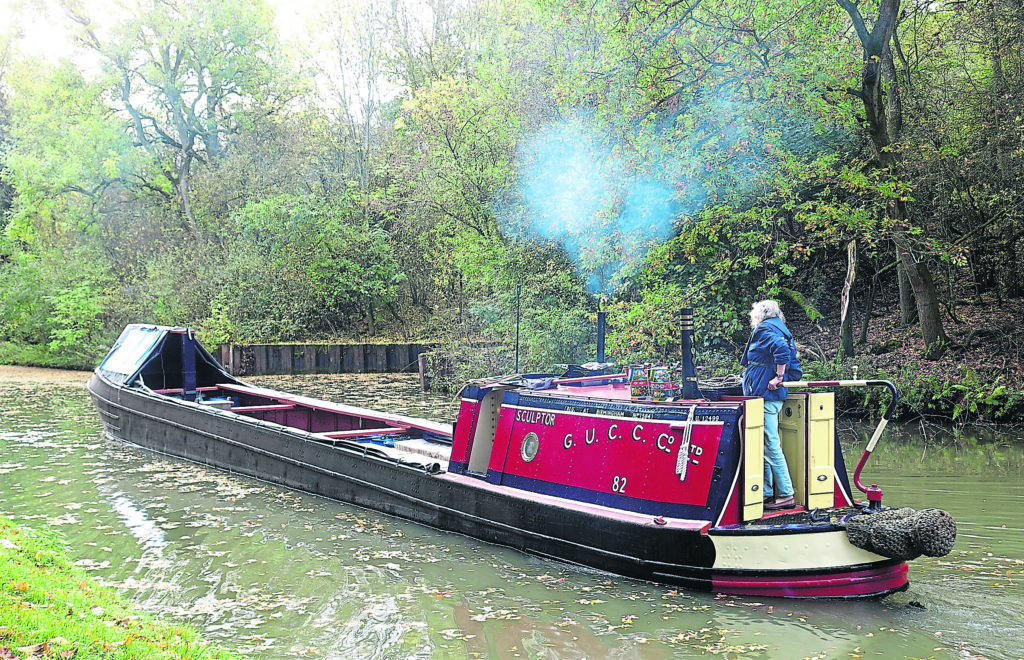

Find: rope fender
840;507;957;560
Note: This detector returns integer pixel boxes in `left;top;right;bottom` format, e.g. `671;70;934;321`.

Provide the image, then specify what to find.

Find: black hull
88;373;723;587
87;373;907;598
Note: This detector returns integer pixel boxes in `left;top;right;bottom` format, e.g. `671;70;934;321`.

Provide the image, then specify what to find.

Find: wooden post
254;345;267;374
353;344;366;373
369;345;386;372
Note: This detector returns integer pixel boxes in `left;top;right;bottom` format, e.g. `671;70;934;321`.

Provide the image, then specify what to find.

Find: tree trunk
839;311;855;361
895;231;947;355
177;152;200;245
897;261;917;324
365;298;377;336
838;0;946;355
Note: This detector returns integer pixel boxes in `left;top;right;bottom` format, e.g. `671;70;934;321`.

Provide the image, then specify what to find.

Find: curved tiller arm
781;378;899;510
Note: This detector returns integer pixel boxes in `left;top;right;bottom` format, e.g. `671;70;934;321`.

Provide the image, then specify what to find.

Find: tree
313;0;393;194
551;0;957;354
0;91;13;230
836;0;947;355
221;193;405;339
1;29;16;228
62;0;300;242
384;1;557;316
2;59;138;247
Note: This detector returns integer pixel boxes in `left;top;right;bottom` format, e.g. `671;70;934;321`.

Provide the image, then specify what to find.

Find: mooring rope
697;374;742;390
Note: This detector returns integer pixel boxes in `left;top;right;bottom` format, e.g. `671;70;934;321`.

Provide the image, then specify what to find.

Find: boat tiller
782;378;899;509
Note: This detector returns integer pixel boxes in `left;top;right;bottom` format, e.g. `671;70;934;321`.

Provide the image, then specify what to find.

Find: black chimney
680;308;701;399
596;310;607;363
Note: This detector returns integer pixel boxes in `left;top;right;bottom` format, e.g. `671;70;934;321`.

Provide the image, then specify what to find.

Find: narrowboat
86;314;955;599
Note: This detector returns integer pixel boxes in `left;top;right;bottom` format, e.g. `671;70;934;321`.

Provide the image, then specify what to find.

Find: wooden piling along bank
217;343;430;376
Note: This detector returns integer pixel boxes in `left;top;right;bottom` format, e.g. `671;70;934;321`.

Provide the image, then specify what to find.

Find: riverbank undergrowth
787;292;1024;423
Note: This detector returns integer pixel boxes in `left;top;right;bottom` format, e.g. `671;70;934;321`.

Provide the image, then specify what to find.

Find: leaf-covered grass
0;516;242;660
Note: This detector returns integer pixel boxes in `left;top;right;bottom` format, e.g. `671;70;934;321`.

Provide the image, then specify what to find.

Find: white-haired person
741;300;801;510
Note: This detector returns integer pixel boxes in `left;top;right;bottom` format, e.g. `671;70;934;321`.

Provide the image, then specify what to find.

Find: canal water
1;367;1021;659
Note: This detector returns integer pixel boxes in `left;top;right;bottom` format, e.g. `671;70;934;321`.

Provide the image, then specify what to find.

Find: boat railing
782;378;899;509
151;386;220;396
552;373;628;385
231;403;296;412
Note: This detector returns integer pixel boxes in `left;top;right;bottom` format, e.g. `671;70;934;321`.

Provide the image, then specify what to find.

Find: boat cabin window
98;325;165;385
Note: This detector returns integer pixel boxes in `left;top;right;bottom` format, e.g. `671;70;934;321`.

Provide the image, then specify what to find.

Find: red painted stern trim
712;561;909;598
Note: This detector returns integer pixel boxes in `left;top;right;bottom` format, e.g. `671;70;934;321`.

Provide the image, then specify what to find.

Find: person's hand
768;375;783;391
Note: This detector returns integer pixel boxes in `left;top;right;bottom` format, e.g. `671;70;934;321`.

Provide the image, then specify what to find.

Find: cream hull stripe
711;529;886;570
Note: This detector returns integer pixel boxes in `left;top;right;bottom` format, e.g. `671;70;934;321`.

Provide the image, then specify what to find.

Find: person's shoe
765;495;795;510
763;496;774;504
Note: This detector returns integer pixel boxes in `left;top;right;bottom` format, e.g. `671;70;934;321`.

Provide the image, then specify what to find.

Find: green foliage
0;251;51;344
205;193;406;341
198;296;237;346
0;246;113;367
3;59;138;245
605;282;686;364
897;365;1024;423
46;282;106;352
427;236;597;384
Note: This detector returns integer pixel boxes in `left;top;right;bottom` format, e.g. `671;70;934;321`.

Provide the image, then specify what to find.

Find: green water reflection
0;371;1021;659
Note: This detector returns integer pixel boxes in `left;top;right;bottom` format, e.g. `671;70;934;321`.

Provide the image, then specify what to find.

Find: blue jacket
742;318;794;401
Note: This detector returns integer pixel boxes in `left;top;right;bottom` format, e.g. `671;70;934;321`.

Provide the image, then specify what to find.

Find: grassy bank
0;516;240;660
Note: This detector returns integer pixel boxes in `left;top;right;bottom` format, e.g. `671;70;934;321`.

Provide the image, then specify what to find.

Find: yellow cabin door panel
742;398;764;522
778;395;807;505
467;389;502;473
806;392;835;508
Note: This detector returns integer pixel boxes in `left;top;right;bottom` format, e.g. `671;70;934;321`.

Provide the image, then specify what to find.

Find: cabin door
779;392;835;510
741;398;765;521
466;386;511;474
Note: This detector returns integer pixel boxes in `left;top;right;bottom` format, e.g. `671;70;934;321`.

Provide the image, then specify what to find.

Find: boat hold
87;323;955;598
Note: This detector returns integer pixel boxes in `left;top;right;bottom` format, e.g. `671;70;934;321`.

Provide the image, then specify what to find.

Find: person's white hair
749;299;786;329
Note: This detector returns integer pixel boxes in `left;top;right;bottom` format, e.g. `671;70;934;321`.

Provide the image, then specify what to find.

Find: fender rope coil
843;507;957;560
698;374;743;390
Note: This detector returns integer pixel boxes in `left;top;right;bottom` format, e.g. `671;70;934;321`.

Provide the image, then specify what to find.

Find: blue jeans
763;400;794;498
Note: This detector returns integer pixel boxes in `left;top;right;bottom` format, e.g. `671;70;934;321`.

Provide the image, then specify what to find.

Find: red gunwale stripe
712;562;908;598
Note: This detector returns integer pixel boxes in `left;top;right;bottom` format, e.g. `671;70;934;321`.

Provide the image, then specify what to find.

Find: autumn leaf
16;642;48;657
